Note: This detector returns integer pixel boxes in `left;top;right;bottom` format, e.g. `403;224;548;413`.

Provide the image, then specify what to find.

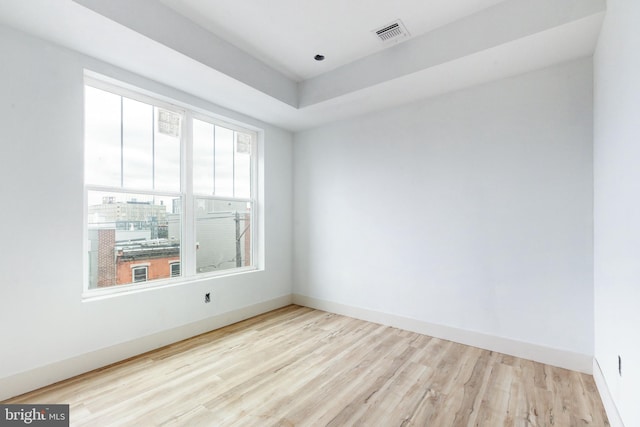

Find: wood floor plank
3;305;609;426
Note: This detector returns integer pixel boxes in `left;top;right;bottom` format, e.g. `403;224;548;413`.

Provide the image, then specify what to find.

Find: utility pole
235;211;242;267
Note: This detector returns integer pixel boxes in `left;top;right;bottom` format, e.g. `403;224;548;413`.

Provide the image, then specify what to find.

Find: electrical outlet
618;355;622;376
204;292;211;303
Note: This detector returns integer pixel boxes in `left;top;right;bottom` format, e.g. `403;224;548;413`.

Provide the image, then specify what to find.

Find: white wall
594;0;640;425
0;24;292;398
294;58;594;360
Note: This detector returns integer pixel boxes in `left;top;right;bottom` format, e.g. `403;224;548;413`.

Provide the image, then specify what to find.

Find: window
170;262;180;278
192;119;253;273
85;76;257;293
132;266;148;283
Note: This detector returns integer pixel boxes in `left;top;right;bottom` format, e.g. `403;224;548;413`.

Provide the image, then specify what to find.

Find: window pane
234;132;252;199
193;119;214;195
170;262;181;277
87;190;181;289
122;98;153;189
214;126;234;197
154;107;181;192
85;86;121;186
195;198;251;273
132;267;148;283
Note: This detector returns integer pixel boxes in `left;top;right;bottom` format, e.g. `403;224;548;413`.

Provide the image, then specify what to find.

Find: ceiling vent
373;19;410;43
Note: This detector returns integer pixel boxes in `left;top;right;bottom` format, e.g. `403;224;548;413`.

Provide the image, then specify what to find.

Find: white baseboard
593;358;625;427
293;294;593;374
0;295;292;402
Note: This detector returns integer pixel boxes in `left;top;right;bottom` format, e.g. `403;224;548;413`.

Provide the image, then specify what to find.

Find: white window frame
131;265;149;283
83;73;259;299
169;261;181;278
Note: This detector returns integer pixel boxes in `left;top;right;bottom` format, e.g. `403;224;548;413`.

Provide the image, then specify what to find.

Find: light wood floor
5;305;608;426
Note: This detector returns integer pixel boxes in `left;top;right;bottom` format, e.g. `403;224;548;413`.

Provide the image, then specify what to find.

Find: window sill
81;266;260;302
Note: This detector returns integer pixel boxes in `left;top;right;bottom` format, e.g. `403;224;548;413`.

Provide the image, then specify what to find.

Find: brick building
115;241;180;284
97;229;116;287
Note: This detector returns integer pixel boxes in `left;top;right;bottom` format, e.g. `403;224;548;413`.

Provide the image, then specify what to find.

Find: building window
85;76;257;293
132;266;148;283
170;262;180;278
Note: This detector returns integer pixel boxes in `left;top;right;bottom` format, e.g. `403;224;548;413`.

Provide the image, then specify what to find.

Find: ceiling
157;0;507;81
0;0;605;132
